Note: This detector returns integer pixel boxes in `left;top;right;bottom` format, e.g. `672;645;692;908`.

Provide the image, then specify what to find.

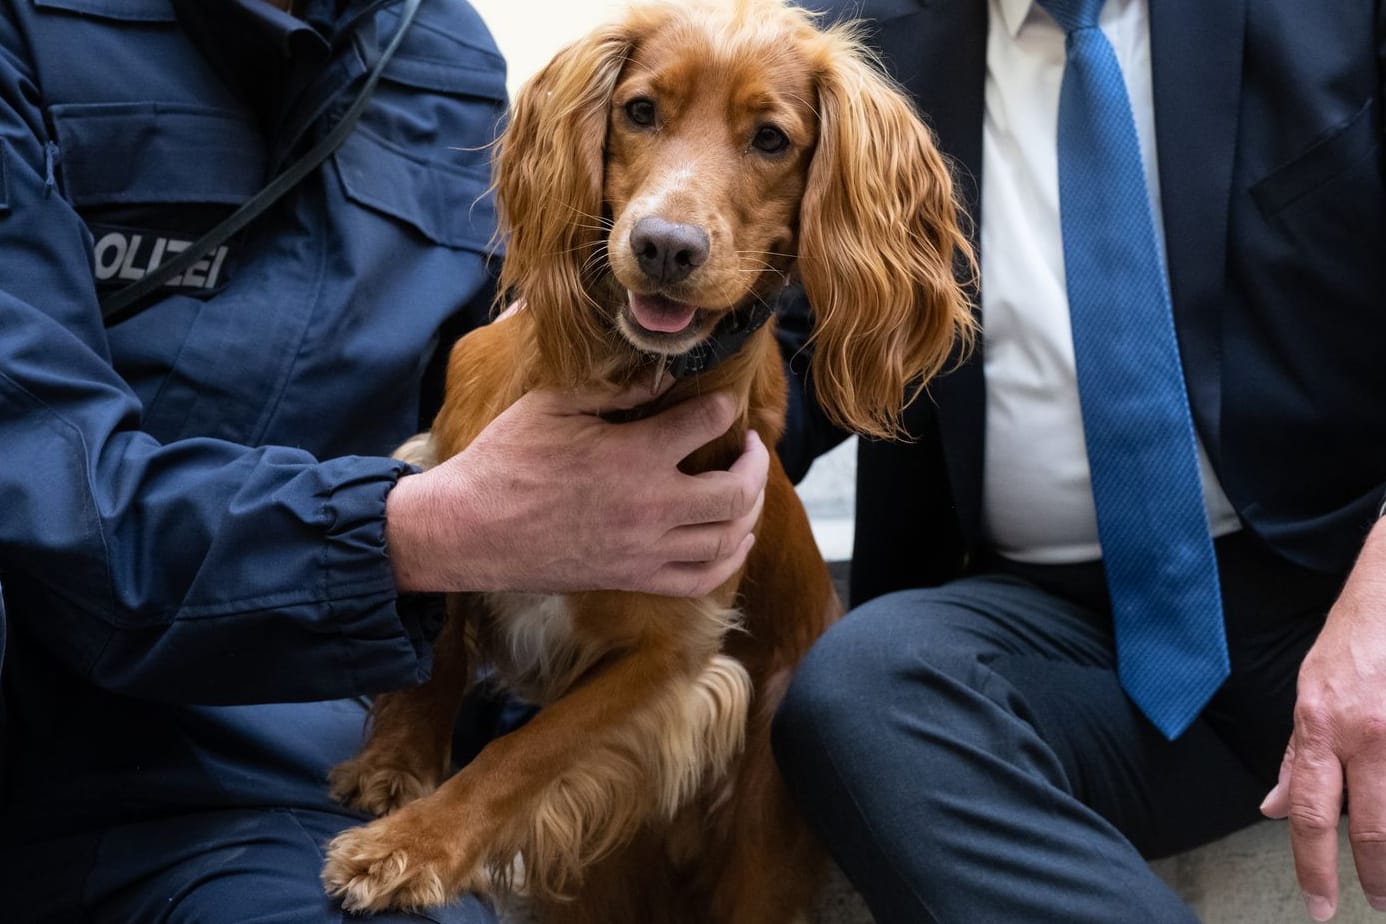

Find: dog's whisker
734;248;797;259
550;199;614;226
580;248;612;276
735;259;782;275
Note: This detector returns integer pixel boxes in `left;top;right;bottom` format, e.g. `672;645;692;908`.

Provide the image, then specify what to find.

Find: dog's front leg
329;595;478;817
322;639;751;912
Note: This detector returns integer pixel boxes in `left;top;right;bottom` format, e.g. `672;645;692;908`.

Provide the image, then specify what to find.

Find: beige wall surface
469;0;625;98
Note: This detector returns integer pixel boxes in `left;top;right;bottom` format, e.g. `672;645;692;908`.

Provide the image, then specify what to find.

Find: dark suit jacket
782;0;1386;605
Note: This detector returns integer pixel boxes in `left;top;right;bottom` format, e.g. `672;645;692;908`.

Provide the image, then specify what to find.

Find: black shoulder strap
100;0;425;325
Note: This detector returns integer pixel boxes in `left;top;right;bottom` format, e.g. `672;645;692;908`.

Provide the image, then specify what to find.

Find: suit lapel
1149;0;1245;458
870;0;989;201
870;0;989;545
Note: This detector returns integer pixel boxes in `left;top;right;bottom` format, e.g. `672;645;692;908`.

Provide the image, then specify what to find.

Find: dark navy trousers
0;690;502;924
7;807;497;924
772;533;1338;923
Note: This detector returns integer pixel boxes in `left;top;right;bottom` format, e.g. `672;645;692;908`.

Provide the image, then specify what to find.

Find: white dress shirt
979;0;1241;564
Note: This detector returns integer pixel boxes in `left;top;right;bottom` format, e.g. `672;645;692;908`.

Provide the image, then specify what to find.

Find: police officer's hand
383;384;767;597
1261;518;1386;921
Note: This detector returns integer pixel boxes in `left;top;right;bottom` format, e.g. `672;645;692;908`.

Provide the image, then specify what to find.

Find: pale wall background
470;0;622;98
469;0;858;561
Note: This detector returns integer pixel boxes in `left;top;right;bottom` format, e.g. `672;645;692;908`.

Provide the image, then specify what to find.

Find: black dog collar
601;301;777;424
664;300;775;379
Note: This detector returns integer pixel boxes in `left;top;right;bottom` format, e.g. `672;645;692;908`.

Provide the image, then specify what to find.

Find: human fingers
632;432;766;597
1287;708;1346;921
645;533;757;598
536;375;677;419
1346;747;1386;909
657;466;767;565
717;429;770;512
664;431;767;528
730;428;770;486
636;391;743;462
1260;739;1295;819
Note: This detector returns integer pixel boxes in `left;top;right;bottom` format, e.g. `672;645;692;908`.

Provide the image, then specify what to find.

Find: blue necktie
1038;0;1228;739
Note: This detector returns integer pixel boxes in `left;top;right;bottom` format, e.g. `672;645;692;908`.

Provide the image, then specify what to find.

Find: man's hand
1262;518;1386;921
384;384;769;597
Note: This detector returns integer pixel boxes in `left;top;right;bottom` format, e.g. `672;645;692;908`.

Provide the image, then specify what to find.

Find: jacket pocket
331;1;506;253
34;0;173;22
48;102;266;208
1251;98;1379;218
333;127;495;252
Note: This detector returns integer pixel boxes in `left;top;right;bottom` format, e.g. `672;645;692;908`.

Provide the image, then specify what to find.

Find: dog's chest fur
481;592;604;705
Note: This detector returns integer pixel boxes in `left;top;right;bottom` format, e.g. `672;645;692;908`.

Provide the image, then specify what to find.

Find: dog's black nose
630;217;709;284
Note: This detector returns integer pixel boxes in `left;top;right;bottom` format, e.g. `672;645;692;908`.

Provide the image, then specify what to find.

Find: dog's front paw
323;815;484;912
328;754;440;817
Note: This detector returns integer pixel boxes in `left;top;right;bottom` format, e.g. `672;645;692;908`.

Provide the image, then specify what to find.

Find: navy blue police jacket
0;0;505;846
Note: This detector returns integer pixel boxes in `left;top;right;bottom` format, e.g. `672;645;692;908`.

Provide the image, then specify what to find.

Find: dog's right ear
492;25;634;384
798;28;976;440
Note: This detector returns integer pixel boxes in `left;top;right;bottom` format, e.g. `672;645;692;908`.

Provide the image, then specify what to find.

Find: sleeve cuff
317;456;442;693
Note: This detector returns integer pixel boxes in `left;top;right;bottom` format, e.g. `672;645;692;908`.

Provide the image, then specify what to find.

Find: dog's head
493;0;974;438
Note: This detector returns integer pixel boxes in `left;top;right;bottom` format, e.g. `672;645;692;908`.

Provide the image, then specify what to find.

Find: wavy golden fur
494;0;972;435
322;1;973;921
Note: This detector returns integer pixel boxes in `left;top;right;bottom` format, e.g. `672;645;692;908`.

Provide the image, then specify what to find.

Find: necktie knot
1036;0;1104;33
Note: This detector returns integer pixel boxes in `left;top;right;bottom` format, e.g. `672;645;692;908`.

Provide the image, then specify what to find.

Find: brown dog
322;1;973;921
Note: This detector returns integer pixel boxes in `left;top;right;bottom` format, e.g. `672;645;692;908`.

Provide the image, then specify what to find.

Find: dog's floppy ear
492;23;635;383
798;34;976;440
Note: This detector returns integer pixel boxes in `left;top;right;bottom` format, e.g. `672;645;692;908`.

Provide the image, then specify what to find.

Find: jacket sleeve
774;282;850;483
0;31;433;707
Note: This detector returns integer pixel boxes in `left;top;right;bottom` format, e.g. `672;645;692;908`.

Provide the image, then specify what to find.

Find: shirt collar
996;0;1037;39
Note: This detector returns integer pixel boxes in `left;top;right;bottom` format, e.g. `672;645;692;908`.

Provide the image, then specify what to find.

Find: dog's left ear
798;36;976;440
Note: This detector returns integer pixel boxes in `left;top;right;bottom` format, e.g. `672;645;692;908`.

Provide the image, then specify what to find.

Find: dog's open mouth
627;291;701;335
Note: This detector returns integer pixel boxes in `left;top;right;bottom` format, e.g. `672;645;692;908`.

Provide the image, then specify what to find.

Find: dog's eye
625;98;657;128
751;125;790;155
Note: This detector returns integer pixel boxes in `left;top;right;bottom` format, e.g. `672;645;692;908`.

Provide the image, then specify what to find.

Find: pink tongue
629;292;697;333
